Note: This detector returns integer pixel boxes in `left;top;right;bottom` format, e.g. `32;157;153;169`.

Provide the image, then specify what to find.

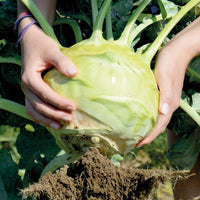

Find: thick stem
106;5;113;40
21;0;62;48
117;0;151;46
0;98;32;121
180;99;200;126
91;0;112;41
131;14;174;47
91;0;98;27
143;0;200;65
186;66;200;82
54;18;83;43
0;57;21;66
40;152;81;178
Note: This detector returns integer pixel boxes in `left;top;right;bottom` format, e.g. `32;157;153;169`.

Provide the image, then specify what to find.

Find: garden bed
22;148;189;200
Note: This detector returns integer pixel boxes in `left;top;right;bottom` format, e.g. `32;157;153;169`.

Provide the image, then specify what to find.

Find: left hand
135;46;188;148
136;16;200;148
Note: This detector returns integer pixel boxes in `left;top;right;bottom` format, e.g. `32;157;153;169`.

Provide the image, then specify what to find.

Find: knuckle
156;125;166;134
33;102;43;113
25;107;32;117
173;99;180;110
159;126;166;134
25;106;37;122
21;84;25;93
48;48;58;58
40;92;49;102
21;73;30;87
163;96;172;105
25;105;33;115
47;48;60;62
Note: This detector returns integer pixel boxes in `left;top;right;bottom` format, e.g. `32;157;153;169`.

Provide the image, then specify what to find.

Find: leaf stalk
180;99;200;126
143;0;200;65
91;0;112;41
91;0;99;27
0;98;32;121
117;0;151;46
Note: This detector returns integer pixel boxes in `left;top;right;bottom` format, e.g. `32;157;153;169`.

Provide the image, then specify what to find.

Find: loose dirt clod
21;148;189;200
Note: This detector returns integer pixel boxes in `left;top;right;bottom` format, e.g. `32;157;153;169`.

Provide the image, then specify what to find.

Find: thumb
48;49;78;77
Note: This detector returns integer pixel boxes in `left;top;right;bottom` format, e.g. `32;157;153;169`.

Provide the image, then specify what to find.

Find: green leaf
168;127;200;171
16;125;60;168
158;0;167;18
111;154;123;166
186;56;200;83
170;0;191;5
0;176;7;200
15;125;60;185
191;93;200;113
168;90;200;172
111;0;134;39
162;0;179;16
0;149;23;200
0;0;17;41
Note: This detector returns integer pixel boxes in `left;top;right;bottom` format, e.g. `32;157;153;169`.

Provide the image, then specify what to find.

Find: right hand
20;17;78;129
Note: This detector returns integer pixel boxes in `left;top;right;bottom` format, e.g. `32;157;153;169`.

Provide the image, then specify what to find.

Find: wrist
165;18;200;61
19;17;43;48
16;17;40;48
18;17;36;32
163;35;200;66
14;12;32;32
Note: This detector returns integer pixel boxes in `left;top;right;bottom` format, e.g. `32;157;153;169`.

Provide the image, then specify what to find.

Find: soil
22;147;189;200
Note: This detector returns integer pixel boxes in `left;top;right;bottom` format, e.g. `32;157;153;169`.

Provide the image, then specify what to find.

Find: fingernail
161;103;169;115
50;123;59;129
66;105;76;111
62;115;72;121
135;143;144;148
67;66;77;75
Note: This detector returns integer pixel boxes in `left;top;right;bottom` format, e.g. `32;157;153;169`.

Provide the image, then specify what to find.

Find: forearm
17;0;57;25
165;17;200;62
17;0;58;52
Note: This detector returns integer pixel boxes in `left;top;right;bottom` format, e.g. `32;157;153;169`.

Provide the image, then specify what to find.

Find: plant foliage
0;0;200;198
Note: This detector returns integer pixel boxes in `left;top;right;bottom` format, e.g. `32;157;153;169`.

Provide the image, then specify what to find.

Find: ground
21;147;189;200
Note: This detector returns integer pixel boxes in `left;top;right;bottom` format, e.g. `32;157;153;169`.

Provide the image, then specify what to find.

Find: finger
155;62;181;114
25;98;62;129
46;48;78;77
135;77;176;148
21;73;76;111
22;85;73;122
157;77;180;116
135;111;173;148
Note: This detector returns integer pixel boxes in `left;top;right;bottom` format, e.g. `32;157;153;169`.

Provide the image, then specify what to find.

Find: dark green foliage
16;124;61;186
0;0;17;41
111;0;134;39
0;0;200;196
167;54;200;171
0;150;23;200
168;127;200;170
16;125;60;169
168;89;200;170
170;0;191;5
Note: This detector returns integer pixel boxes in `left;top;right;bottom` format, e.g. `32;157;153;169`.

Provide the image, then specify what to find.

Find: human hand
135;17;200;148
20;18;78;129
135;46;188;148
